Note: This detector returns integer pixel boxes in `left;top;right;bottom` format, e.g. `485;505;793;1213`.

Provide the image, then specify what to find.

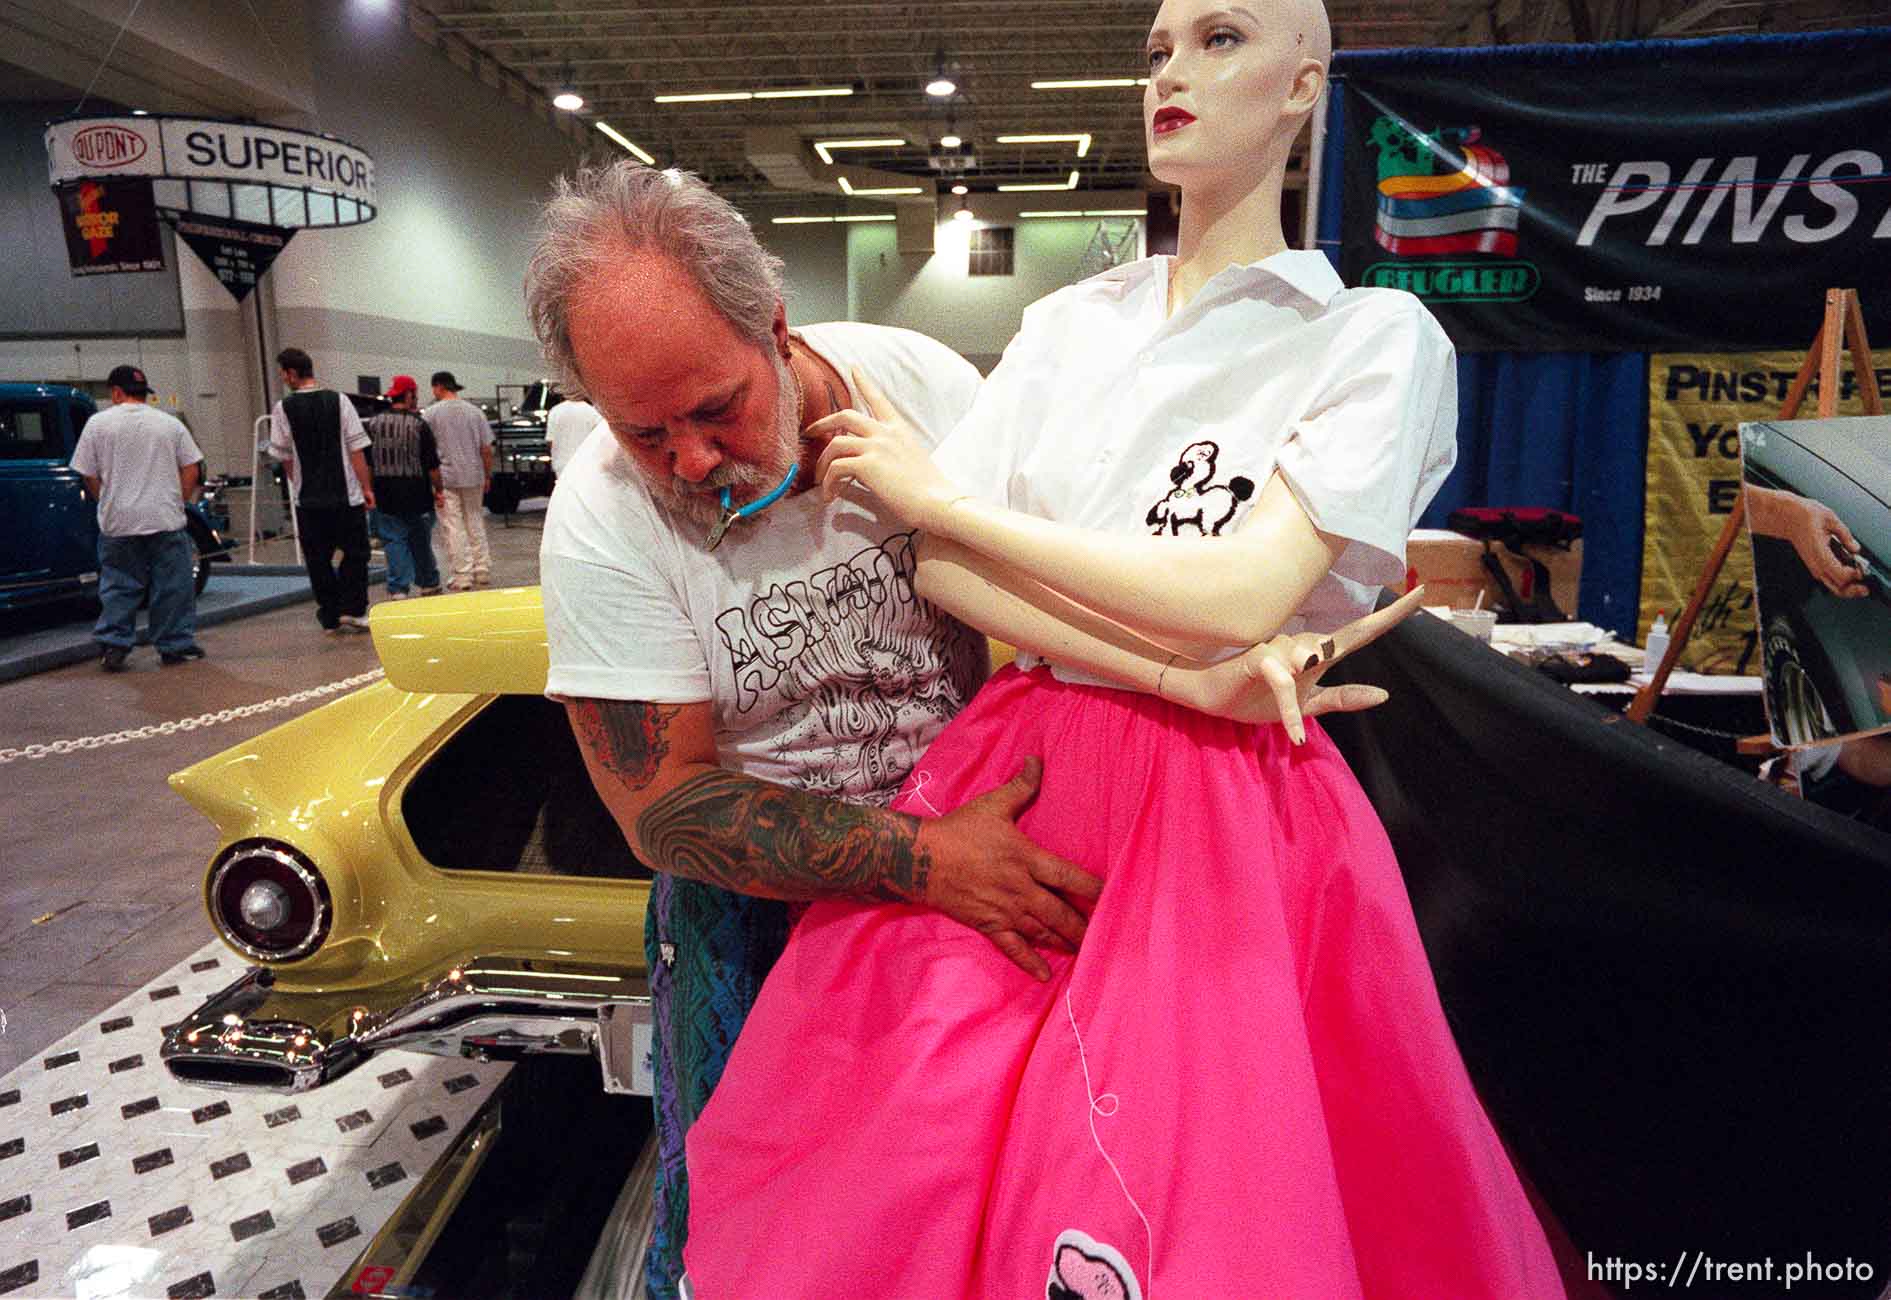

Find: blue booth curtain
1318;70;1650;638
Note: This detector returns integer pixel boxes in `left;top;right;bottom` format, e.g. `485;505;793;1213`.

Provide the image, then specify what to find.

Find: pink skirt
684;665;1562;1298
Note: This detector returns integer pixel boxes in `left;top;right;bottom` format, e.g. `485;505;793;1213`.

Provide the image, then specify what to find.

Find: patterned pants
642;874;789;1300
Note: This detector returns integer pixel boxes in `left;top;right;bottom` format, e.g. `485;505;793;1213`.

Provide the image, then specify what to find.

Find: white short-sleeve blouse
932;250;1458;637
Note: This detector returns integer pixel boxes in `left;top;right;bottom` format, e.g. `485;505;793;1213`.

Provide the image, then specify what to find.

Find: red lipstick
1152;106;1196;135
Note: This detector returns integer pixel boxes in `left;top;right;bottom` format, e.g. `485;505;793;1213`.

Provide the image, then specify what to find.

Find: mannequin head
1143;0;1329;195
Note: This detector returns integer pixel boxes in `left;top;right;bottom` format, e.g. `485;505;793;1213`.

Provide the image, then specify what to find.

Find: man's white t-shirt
423;397;495;490
542;322;988;807
547;399;602;476
934;250;1458;649
70;402;204;537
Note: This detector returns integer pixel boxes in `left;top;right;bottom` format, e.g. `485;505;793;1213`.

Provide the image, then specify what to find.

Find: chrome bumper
159;955;652;1095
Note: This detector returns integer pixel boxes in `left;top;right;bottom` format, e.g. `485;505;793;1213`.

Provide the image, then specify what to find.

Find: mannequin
682;0;1566;1295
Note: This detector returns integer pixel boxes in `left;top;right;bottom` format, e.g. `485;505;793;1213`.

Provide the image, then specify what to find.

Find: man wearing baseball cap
364;375;443;599
423;369;494;589
70;365;207;671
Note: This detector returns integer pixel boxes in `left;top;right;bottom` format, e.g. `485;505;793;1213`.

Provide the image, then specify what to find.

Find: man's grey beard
642;351;802;531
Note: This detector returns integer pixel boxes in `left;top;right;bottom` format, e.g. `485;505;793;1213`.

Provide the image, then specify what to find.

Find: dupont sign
68;123;149;169
46;115;376;220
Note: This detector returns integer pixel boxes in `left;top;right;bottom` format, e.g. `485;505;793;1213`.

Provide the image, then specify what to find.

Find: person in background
424;370;494;589
269;347;375;634
545;390;602;478
365;374;444;600
71;363;206;670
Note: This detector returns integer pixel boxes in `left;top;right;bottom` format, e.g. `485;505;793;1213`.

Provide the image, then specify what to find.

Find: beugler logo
1361;116;1539;303
70;124;149;169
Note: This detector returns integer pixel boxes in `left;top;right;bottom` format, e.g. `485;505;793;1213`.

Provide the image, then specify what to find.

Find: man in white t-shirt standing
528;161;1098;1300
423;370;494;589
545;393;601;478
71;364;206;671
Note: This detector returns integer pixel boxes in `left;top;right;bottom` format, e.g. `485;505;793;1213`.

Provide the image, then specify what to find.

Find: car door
0;393;99;605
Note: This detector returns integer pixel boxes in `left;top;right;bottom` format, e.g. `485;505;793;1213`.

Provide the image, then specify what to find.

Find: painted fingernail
1303;654;1319;671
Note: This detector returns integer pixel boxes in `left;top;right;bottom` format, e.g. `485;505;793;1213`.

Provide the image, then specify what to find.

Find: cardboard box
1400;528;1583;616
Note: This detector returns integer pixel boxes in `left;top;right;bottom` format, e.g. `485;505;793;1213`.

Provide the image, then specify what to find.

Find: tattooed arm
565;697;1101;979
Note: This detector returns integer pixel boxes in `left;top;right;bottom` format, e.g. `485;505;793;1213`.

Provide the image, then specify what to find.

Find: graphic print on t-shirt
1144;439;1255;537
712;529;981;801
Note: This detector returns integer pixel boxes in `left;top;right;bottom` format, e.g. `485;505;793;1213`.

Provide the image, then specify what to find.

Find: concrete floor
0;510;546;1076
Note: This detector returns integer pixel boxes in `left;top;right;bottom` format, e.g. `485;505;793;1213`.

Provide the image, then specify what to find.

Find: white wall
848;212;1141;370
754;218;850;327
262;0;588;406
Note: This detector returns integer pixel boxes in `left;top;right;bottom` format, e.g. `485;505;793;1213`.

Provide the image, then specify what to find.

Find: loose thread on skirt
1065;989;1156;1292
899;768;945;817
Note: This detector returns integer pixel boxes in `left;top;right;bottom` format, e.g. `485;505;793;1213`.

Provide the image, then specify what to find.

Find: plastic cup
1449;608;1498;643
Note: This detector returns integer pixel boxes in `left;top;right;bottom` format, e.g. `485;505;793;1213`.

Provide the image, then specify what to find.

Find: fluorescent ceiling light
655;86;852;103
952;206;974;223
595;122;655;165
950;183;968;195
1031;78;1148;89
552;90;585;112
1020;208;1147;218
755;86;854;99
771;214;896;224
996;132;1091;158
839;177;924;196
939;133;962;148
997;170;1080;193
926;77;957;97
813;137;906;165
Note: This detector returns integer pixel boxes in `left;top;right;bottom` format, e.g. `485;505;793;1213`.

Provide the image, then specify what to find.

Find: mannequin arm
816;370;1346;648
917;535;1421;738
932;472;1343;648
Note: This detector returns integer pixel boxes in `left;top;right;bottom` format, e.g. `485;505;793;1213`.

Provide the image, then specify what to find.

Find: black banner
1335;30;1891;352
163;212;294;302
57;179;164;276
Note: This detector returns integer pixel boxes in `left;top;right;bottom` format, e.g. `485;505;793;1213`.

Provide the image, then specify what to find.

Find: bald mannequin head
1145;0;1331;188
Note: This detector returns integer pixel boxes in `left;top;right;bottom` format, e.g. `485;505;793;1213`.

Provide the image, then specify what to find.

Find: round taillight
209;842;331;961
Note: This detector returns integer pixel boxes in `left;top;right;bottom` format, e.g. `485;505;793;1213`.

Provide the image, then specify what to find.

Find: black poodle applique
1145;440;1255;537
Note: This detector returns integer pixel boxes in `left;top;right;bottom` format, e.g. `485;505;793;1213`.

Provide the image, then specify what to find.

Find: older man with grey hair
528;162;1099;1299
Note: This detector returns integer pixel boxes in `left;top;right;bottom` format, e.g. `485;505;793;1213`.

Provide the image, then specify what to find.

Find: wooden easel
1626;287;1884;726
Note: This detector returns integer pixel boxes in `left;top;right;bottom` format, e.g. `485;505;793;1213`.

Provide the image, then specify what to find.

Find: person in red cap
364;375;444;598
70;364;207;670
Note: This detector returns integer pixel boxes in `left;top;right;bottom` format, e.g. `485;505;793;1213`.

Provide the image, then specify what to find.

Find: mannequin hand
811;368;966;532
1171;587;1427;742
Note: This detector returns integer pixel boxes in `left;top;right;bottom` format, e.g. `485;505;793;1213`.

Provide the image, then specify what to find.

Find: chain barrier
0;668;386;764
